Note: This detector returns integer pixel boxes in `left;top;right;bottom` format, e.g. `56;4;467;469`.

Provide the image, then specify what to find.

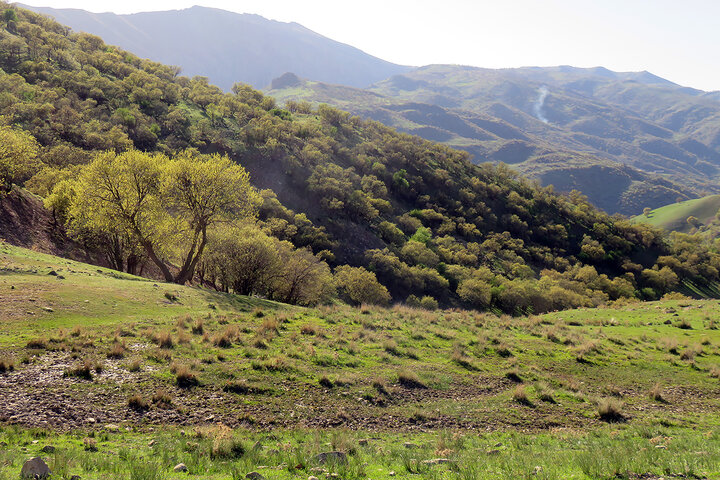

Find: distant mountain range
268;66;720;215
21;4;411;89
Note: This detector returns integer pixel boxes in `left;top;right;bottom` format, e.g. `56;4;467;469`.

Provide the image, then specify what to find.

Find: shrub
419;296;439;311
152;390;173;408
319;376;333;388
64;359;94;380
648;383;666;402
26;338;47;349
107;342;126;359
300;323;319;335
0;357;15;373
154;330;174;349
191;318;204;335
334;265;391;306
127;357;142;372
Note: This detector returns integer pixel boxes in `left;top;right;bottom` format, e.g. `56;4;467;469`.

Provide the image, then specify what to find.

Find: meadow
2;242;720;479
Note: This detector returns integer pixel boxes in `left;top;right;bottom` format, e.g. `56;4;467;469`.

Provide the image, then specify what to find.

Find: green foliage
0;122;40;193
334;265;391;306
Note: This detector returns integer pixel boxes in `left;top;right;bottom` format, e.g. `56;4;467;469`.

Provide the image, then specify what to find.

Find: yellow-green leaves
0;123;40;194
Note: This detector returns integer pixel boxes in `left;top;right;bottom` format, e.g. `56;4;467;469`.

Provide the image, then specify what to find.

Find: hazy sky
19;0;720;91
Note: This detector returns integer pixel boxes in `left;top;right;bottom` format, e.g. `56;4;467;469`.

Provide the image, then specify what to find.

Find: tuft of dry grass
26;338;47;350
128;394;150;411
0;357;15;373
152;389;173;408
512;385;533;406
107;342;127;359
127;357;142;372
300;323;319;336
597;398;625;422
153;330;174;349
398;370;426;389
648;383;666;403
191;318;204;335
172;362;198;388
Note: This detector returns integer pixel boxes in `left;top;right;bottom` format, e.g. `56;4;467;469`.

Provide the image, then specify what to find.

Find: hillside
3;242;720;478
267;66;720;215
634;194;720;234
20;4;411;90
2;3;720;314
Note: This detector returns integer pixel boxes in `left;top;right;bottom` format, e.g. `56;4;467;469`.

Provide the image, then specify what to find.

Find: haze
17;0;720;91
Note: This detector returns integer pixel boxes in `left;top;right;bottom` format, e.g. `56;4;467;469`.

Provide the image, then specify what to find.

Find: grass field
3;242;720;479
632;194;720;232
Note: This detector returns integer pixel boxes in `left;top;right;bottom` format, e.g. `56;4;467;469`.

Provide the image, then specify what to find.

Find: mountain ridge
20;3;412;90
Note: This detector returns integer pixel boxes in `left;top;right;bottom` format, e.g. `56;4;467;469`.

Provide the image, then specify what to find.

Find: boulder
173;463;188;473
41;446;55;453
314;451;348;465
21;457;51;479
245;472;265;480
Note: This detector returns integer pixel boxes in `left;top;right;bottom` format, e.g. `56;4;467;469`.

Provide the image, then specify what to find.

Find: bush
174;364;199;388
419;296;439;311
128;394;150;411
398;370;426;389
334;265;391;306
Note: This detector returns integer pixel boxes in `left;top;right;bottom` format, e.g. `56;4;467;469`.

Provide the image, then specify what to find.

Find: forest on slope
2;3;720;314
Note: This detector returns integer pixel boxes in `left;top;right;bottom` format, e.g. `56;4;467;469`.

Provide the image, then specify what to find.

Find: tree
0;124;40;194
457;278;492;308
61;149;260;284
643;207;651;217
270;246;334;305
334;265;391;306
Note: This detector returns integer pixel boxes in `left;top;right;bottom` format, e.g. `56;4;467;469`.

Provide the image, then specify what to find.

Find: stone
47;271;57;276
147;440;156;447
422;458;451;465
41;445;55;453
308;477;319;480
389;471;396;476
487;449;502;455
86;418;96;424
533;466;543;475
314;451;348;465
173;463;188;473
70;476;81;480
104;424;120;432
245;472;266;480
21;457;51;479
358;439;369;446
404;442;419;449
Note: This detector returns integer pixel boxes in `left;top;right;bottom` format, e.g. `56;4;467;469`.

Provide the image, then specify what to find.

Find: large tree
62;149;260;284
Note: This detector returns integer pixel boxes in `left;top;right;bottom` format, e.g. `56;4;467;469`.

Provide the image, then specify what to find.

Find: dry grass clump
172;362;198;388
128;394;150;411
107;341;127;359
152;389;173;408
209;425;245;459
597;397;625;422
153;330;174;349
25;338;47;350
512;385;533;406
176;314;192;329
535;383;556;403
70;325;83;338
0;357;15;373
213;326;240;348
300;323;319;335
675;318;693;330
63;358;97;380
258;317;280;336
191;318;204;335
398;370;426;389
319;375;334;388
648;383;666;402
127;357;142;372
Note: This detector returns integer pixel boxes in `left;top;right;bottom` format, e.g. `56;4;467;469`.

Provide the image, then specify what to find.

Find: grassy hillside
267;65;720;215
4;245;720;478
634;195;720;232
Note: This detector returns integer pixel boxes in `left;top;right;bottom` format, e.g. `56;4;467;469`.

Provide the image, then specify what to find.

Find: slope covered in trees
21;4;411;90
2;3;720;313
267;66;720;215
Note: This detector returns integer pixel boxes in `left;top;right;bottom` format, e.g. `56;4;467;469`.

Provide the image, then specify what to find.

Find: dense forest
2;3;720;314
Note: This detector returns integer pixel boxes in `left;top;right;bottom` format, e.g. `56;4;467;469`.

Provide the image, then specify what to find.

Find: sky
18;0;720;91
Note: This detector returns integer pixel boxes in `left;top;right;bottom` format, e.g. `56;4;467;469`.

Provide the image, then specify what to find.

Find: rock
404;442;419;449
42;307;53;312
533;466;543;475
308;477;319;480
47;271;57;276
70;476;81;480
389;472;396;477
358;439;369;446
41;445;55;453
21;457;51;479
314;451;348;465
104;424;120;432
86;418;96;424
493;442;503;447
147;440;156;447
422;458;451;465
245;472;265;480
173;463;188;473
487;449;502;455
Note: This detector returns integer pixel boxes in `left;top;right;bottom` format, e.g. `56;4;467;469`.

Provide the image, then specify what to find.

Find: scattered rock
86;418;96;424
314;451;348;465
104;424;120;432
21;457;51;479
41;445;55;453
245;472;265;480
389;472;396;476
308;476;319;480
42;307;53;312
173;463;188;473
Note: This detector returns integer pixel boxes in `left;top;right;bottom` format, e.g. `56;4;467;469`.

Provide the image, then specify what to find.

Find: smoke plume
533;86;549;124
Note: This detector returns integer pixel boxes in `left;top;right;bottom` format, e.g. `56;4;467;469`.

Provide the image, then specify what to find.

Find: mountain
633;194;720;235
2;3;720;312
20;4;411;90
267;65;720;215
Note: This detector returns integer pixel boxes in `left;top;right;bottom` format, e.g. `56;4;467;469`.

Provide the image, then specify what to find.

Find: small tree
334;265;391;306
643;207;651;217
0;124;40;195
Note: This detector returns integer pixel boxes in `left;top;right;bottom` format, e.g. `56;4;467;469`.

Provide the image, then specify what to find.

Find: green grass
4;242;720;478
632;194;720;232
